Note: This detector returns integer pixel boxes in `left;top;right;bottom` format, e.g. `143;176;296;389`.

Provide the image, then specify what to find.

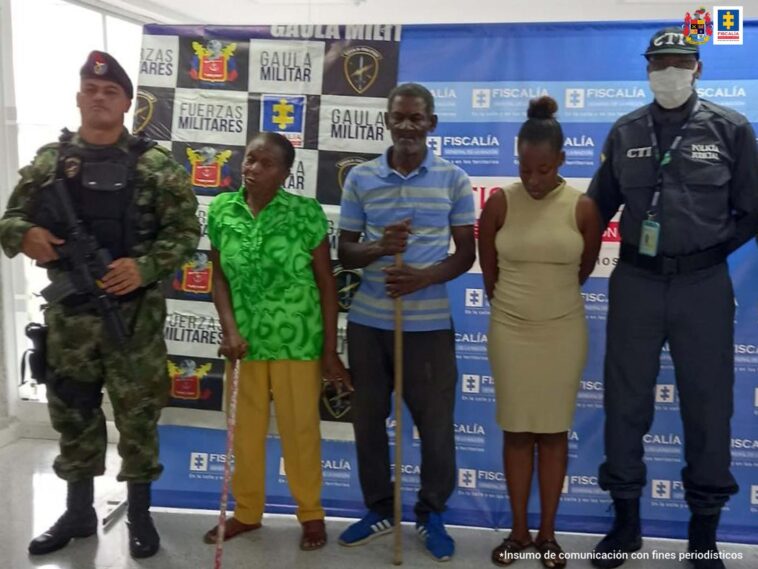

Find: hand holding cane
214;358;241;569
393;251;404;566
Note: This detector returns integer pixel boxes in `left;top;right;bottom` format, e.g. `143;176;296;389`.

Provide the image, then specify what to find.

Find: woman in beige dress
479;96;602;567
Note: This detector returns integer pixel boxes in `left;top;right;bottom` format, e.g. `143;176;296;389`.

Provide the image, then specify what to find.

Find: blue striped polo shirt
338;148;475;331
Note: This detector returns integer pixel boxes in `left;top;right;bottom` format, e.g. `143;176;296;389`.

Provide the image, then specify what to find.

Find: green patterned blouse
208;187;328;360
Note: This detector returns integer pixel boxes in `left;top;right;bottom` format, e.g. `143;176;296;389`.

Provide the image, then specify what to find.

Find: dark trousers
347;322;458;521
598;261;739;514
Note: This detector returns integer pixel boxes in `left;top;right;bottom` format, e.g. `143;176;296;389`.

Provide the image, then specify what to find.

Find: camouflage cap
643;27;700;58
80;51;134;99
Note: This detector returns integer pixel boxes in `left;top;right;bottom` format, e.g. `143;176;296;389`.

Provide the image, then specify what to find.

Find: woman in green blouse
203;132;351;550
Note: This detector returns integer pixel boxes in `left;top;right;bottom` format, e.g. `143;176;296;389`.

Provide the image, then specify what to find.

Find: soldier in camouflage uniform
0;51;199;558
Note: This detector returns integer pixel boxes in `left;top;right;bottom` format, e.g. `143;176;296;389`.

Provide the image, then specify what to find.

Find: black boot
688;512;725;569
591;497;642;568
127;482;160;558
28;479;98;555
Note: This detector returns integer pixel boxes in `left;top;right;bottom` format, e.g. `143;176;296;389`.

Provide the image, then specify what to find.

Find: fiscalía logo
168;358;212;400
565;88;585;109
683;7;713;45
455;423;485;435
190;40;238;83
655;384;677;404
731;438;758;449
652;479;672;499
713;7;743;45
697;85;746;98
462;374;481;394
336;156;367;192
465;288;485;308
133;89;157;134
643;433;682;446
427;136;442;156
261;94;306;147
190;452;209;471
186;146;233;189
343;46;381;94
472;88;491;109
174;252;213;294
565;135;594;148
455;332;487;344
430;87;456;99
442;135;500;147
751;484;758;505
458;468;477;489
581;292;607;303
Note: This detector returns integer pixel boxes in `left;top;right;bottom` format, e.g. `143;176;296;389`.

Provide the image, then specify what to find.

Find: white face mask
648;65;697;109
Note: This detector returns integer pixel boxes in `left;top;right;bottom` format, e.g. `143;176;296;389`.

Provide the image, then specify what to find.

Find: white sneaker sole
338;525;394;547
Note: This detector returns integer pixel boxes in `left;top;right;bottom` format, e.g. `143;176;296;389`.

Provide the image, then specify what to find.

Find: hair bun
527;96;558;120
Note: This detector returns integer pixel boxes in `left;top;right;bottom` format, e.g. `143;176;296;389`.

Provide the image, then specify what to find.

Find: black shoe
687;512;725;569
28;479;98;555
591;498;642;568
127;482;160;559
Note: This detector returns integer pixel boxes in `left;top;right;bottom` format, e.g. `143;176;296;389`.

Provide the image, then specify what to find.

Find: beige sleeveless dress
488;180;587;433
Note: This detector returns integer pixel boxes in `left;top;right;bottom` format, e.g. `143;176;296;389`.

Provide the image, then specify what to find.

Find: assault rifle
39;179;129;345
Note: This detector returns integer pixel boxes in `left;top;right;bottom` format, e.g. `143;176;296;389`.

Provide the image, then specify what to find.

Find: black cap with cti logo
80;50;134;99
643;27;700;58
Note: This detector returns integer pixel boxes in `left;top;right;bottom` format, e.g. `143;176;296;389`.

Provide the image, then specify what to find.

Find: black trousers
598;261;739;514
347;322;458;521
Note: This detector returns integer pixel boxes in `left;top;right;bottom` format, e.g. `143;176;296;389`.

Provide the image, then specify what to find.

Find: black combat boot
688;511;725;569
591;497;642;568
28;479;98;555
126;482;160;558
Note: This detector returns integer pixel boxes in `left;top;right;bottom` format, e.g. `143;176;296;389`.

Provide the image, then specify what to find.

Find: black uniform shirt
588;93;758;256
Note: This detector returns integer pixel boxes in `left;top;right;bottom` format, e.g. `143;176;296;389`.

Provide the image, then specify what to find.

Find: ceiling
65;0;716;27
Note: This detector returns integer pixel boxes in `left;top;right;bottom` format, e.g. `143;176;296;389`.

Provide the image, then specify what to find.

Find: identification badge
639;220;660;257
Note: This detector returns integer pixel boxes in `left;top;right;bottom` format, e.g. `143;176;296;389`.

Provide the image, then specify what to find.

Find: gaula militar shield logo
321;380;352;420
133;89;157;134
336;156;367;193
343;46;382;94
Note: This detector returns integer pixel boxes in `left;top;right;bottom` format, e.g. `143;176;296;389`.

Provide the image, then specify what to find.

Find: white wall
84;0;758;25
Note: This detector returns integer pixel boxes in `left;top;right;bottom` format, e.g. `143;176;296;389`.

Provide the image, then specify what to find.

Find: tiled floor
0;438;756;569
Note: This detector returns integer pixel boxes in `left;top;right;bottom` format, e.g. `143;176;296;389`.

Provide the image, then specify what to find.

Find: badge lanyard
638;100;701;257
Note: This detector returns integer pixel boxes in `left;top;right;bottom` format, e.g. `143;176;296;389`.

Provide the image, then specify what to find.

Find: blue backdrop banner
145;19;758;544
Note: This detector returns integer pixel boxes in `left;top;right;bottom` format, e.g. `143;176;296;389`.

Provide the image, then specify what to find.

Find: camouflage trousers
44;288;169;483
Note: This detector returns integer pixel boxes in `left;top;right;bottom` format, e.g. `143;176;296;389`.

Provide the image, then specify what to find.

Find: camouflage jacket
0;129;200;286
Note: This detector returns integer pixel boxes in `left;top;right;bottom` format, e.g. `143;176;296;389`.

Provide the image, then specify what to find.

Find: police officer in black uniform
588;28;758;569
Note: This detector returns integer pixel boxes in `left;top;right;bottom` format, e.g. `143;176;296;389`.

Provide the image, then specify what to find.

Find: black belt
619;242;727;275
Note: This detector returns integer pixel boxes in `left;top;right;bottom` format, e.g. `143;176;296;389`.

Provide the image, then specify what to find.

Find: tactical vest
33;129;156;262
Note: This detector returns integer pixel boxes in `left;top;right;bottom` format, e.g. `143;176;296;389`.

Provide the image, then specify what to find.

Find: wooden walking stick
393;252;404;566
214;359;241;569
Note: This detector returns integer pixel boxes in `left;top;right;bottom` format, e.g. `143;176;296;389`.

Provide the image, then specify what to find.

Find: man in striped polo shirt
336;83;476;561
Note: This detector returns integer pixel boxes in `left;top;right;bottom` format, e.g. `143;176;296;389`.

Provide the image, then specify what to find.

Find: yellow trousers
229;359;324;524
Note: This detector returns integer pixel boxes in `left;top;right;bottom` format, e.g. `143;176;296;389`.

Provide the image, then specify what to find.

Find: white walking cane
214;358;241;569
393;252;404;566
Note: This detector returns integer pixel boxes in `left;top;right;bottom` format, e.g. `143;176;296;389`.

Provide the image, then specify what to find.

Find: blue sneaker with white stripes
338;511;394;546
416;512;455;561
